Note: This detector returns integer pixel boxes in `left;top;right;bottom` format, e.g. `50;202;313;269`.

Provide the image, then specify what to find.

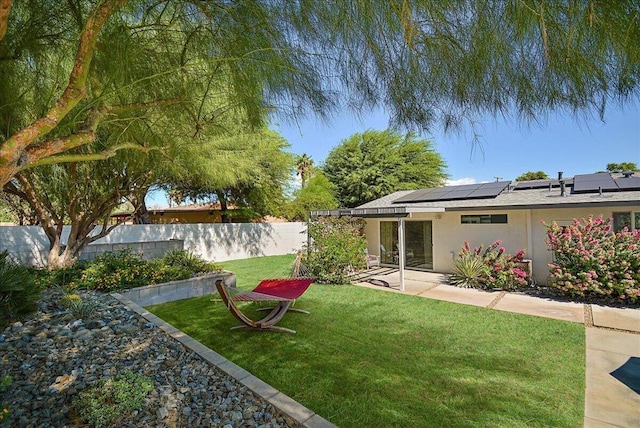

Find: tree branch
0;0;128;187
24;143;157;169
0;0;10;42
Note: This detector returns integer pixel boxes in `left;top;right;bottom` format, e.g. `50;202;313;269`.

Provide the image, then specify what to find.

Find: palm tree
295;154;314;189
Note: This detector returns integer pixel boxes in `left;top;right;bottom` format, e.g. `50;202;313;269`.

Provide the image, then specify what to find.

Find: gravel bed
0;290;300;427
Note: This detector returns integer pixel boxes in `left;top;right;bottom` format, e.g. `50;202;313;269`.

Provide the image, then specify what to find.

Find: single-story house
312;172;640;286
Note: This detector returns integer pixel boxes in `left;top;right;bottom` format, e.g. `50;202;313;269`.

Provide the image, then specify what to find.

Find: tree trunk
216;191;230;223
130;192;150;224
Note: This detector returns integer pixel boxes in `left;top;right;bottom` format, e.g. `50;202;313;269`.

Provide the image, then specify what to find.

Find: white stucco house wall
312;172;640;285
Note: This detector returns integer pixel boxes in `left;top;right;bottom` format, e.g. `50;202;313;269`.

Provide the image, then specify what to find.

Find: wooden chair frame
215;279;310;334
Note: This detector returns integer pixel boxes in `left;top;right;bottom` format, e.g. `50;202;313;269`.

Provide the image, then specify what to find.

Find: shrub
304;217;367;284
0;251;41;327
71;249;155;291
449;241;529;290
35;263;86;290
545;215;640;303
60;293;98;319
161;249;220;276
72;371;153;428
449;254;490;288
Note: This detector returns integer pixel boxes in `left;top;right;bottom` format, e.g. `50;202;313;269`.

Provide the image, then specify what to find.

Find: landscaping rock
0;290;300;427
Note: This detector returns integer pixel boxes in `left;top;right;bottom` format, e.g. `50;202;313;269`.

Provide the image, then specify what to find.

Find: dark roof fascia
442;200;640;212
310;207;414;218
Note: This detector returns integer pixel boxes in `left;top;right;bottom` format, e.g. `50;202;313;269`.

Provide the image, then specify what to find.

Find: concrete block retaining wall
79;239;184;262
120;271;236;307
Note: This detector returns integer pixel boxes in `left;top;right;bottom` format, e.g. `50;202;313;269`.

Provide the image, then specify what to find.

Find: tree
285;171;339;221
515;171;550;181
2;1;639;187
162;130;294;222
323;130;448;207
3;142;161;268
606;162;639;173
295;154;315;189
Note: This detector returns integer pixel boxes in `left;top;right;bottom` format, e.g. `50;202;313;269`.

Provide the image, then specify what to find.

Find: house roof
354;173;640;213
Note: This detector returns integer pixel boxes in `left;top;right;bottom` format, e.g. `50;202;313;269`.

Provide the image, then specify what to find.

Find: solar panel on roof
615;176;640;190
392;181;510;203
512;179;574;189
573;173;619;193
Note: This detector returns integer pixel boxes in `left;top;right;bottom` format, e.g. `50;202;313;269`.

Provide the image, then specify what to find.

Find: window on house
612;212;632;232
460;214;508;224
635;212;640;230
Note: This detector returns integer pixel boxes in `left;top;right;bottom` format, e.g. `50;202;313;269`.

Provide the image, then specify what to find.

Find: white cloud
445;177;477;186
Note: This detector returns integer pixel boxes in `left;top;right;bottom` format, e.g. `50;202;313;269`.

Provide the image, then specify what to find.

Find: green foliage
449;241;529;291
72;371;154;428
304;217;367;284
0;251;41;327
449;255;490;289
60;293;99;319
285;171;339;221
67;249;219;292
545;216;640;303
295;154;315;189
515;171;549;181
1;1;639;190
163;131;294;221
35;264;86;290
606;162;639;172
162;249;221;277
323;130;448;207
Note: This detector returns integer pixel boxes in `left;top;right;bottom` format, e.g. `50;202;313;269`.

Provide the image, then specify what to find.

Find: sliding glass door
380;221;433;270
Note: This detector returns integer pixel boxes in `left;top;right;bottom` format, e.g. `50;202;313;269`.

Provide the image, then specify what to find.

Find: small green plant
60;293;98;319
0;251;41;327
72;371;154;428
449;254;490;288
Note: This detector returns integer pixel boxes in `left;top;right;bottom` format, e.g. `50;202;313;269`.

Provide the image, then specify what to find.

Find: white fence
0;222;307;266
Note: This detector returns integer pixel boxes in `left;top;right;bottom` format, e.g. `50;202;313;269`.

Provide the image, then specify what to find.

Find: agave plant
449;254;490;289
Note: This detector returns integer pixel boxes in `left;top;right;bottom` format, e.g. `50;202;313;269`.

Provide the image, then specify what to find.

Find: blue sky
274;103;640;185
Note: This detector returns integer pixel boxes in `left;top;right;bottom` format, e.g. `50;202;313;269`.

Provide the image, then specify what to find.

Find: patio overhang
310;206;444;218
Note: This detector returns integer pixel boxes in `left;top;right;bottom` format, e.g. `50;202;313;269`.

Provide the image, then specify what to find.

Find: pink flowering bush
544;215;640;303
450;240;529;290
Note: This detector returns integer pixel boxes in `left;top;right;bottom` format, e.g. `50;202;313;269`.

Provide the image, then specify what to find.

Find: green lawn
147;255;585;427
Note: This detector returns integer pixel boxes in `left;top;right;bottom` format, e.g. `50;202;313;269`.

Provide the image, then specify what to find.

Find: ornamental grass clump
449;241;529;290
545;215;640;303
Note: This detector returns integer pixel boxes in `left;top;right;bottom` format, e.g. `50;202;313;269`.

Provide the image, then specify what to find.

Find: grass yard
147;254;585;427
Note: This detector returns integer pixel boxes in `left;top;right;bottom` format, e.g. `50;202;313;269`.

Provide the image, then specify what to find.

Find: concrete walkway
354;270;640;428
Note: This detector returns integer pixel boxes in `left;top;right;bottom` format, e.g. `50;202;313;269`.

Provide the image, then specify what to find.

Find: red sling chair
215;278;314;334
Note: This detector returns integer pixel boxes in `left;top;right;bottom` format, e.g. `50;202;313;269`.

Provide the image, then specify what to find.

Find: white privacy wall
0;222;307;266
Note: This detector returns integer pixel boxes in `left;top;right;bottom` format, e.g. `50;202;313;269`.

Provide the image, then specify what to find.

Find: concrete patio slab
587;328;640;356
493;293;585;323
585;329;640;428
419;284;498;307
592;306;640;333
